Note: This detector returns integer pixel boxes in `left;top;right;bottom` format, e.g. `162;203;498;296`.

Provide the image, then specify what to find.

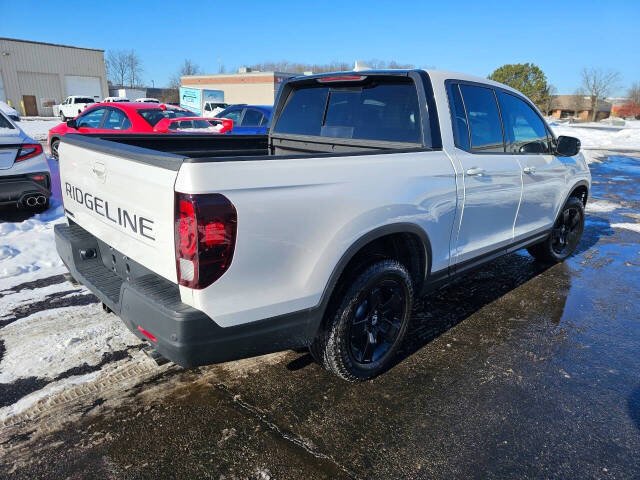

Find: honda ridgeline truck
54;70;590;381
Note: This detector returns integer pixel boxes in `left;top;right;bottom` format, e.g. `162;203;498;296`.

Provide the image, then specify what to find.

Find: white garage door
64;76;102;100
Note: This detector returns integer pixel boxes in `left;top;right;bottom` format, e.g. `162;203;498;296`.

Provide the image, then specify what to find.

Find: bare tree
543;84;557;116
126;50;143;88
627;82;640;104
106;50;128;87
169;59;202;89
581;67;621;121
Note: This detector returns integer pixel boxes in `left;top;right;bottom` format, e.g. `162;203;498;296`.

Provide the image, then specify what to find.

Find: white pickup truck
54;69;590;381
53;96;96;121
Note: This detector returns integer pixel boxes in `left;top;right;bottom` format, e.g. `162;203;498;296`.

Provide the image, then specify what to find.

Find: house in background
181;67;297;105
548;95;612;121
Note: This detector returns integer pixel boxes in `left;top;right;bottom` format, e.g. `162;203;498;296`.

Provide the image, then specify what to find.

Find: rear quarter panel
176;151;458;327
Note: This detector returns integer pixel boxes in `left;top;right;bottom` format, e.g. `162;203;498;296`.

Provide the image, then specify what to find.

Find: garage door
64;76;102;100
17;71;62;117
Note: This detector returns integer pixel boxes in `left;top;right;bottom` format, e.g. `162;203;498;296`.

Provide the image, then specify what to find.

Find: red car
48;103;231;160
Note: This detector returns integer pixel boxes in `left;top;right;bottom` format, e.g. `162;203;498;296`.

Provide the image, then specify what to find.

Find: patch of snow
17;118;61;141
550;124;640;163
585;199;621;213
0;158;64;290
0;303;140;383
611;222;640;234
0;371;101;421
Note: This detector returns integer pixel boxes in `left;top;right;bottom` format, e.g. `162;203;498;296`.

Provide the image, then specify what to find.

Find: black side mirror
66;119;77;128
556;135;580;157
519;141;546;154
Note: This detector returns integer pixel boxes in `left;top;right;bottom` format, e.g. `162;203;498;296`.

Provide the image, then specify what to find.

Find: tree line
489;63;638;121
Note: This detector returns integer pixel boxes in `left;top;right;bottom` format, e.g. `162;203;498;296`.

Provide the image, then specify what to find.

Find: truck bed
62;132;428;171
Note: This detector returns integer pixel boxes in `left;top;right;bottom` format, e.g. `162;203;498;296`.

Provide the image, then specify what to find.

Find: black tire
311;259;413;382
527;196;585;263
50;138;60;160
59;112;66;122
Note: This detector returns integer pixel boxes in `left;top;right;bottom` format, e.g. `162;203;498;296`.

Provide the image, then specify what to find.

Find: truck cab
55;96;97;121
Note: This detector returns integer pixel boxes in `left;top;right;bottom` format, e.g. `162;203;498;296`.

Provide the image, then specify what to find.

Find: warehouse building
0;37;108;117
181;68;297;105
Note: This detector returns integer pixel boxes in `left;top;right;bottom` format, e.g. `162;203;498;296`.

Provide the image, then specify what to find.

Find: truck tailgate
58;135;181;283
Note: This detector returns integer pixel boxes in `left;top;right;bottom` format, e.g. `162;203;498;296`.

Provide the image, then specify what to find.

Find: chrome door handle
466;167;486;176
523;166;537;174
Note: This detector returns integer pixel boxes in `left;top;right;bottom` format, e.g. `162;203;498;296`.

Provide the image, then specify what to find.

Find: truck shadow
291;221;611;374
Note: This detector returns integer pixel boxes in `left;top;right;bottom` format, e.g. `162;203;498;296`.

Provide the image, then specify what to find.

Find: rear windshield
273;78;422;144
168;119;214;130
75;97;95;104
0;113;15;129
138;108;195;127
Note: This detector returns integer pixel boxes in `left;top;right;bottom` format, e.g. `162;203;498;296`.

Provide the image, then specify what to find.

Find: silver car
0;111;51;209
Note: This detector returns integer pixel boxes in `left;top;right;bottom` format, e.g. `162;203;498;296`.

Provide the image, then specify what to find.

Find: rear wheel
59;112;66;122
50;138;60;160
311;259;413;382
527;197;585;262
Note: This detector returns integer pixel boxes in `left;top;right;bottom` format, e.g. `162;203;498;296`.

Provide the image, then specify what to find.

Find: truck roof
290;69;521;96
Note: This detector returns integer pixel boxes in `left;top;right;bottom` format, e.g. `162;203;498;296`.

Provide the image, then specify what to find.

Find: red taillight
16;143;43;162
137;326;157;343
174;192;237;289
32;175;45;181
317;75;367;83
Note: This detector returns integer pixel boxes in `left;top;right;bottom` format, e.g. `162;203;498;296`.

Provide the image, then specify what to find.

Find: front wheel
311;259;413;382
527;197;585;262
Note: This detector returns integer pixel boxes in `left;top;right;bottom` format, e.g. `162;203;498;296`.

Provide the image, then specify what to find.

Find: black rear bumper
54;223;321;368
0;172;51;205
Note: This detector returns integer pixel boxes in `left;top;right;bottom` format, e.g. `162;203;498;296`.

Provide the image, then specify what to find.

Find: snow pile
0;158;64;290
550;123;640;164
0;203;66;286
585;199;622;213
17;118;61;141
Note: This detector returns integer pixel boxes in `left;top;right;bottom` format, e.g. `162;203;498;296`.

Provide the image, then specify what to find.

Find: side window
241;109;264;126
219;108;243;125
204;103;211;112
103;109;131;130
497;92;550;154
459;85;504;152
76;108;106;128
447;84;470;151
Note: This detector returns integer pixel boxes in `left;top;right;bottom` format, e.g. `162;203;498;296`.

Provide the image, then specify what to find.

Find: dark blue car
216;105;273;135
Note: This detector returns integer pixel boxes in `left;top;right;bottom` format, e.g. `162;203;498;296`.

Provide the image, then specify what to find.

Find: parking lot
0;151;638;479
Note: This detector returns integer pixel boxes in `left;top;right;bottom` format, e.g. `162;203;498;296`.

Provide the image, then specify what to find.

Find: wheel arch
316;223;432;323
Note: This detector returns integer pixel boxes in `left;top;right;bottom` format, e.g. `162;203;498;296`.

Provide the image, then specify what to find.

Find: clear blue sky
1;0;638;95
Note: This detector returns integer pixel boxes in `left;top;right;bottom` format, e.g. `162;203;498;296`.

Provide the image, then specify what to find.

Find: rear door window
497;92;550;153
273;79;422;143
241;109;265;126
447;84;470;151
459;85;504;152
103;109;131;130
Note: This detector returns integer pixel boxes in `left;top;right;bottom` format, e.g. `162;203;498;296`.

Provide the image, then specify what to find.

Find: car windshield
137;108;195;127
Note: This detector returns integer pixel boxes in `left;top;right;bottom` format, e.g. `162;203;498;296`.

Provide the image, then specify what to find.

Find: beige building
0;37;108;117
548;95;612;121
181;69;297;105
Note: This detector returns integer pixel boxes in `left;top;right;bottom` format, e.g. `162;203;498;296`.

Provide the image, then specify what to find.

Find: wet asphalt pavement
2;154;640;479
